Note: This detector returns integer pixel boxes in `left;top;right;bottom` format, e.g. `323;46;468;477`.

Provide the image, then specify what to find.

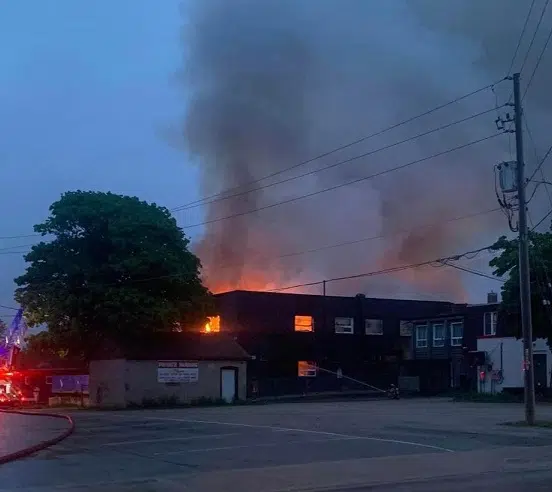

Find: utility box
497;161;518;193
487;291;498;304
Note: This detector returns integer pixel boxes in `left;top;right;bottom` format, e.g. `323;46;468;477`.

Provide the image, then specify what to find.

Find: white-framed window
365;319;383;335
432;322;445;347
484;312;497;336
399;321;413;337
415;323;428;348
295;315;314;332
450;321;463;346
298;361;317;377
335;317;354;334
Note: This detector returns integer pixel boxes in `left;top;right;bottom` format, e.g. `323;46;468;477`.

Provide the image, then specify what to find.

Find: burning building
211;289;454;396
203;289;505;397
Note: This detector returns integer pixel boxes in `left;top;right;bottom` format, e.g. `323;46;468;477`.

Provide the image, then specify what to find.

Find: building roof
404;302;500;322
94;333;251;362
404;304;468;321
215;289;454;305
215;290;458;327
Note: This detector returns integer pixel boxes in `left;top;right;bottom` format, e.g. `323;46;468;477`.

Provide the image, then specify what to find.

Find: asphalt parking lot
0;411;68;457
4;399;552;491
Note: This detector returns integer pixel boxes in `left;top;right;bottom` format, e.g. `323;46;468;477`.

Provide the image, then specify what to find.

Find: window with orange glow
294;315;314;332
298;361;317;377
204;315;221;333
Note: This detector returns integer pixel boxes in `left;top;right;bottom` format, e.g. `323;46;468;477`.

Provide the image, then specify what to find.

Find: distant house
404;293;503;394
89;333;250;408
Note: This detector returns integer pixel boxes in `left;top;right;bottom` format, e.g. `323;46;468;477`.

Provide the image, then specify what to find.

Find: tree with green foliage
490;231;552;346
22;331;71;367
15;191;212;356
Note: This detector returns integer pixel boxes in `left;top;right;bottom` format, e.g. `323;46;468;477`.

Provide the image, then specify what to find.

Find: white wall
89;359;247;408
89;359;126;407
124;360;246;406
477;337;552;393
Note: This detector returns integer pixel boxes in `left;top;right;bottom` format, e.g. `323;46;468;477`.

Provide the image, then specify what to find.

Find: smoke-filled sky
181;0;552;299
1;0;552;327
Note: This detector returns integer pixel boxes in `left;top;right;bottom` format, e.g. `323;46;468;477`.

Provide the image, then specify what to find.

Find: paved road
0;411;68;457
3;399;552;491
343;469;552;491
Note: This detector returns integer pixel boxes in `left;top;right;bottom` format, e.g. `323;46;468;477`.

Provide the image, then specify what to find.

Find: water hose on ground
0;409;74;465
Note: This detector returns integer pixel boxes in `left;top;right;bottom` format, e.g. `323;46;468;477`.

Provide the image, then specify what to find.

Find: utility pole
513;72;536;425
322;280;327;332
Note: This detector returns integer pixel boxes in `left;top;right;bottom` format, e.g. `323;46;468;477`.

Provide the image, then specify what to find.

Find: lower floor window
298;361;317;377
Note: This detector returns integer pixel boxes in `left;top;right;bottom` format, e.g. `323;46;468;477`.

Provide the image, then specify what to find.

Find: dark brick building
212;290;458;397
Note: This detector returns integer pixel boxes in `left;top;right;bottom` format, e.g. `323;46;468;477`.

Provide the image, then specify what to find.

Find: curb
0;409;74;465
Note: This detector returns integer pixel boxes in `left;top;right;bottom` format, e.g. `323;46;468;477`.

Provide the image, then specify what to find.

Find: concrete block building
89;333;250;408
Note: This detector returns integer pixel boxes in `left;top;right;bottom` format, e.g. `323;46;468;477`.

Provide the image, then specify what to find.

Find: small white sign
157;361;199;383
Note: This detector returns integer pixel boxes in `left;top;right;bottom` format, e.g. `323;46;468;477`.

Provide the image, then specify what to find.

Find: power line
524;112;540;163
0;304;18;311
531;207;552;230
5;211;504;270
538;176;552;208
522;23;552;100
0;82;510;241
11;207;503;290
524;114;552;207
0;243;36;252
272;207;501;261
182;133;503;229
173;107;503;212
0;233;41;240
527;180;552;204
169;80;506;212
0;81;507;242
519;0;551;74
267;245;496;293
526;141;552;184
255;207;502;266
438;261;505;283
508;0;538;74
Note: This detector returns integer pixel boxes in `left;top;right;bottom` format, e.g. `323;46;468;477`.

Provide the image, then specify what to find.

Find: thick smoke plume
180;0;552;301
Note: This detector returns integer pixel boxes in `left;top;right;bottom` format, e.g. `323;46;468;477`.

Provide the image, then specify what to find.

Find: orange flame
203;315;221;333
204;267;290;294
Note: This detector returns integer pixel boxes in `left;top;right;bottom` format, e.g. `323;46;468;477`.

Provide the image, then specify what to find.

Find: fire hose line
0;409;74;465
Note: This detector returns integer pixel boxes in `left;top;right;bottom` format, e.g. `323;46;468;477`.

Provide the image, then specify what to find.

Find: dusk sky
0;1;205;327
3;0;546;329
